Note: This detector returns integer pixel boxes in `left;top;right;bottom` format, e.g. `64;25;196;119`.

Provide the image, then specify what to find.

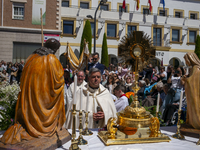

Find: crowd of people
0;52;187;127
0;60;24;83
64;52;188;126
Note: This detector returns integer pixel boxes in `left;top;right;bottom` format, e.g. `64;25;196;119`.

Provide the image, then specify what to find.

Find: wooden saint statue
182;52;200;130
1;39;66;144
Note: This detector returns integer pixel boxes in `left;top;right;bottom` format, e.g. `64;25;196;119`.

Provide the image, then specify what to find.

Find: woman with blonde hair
105;75;117;94
118;64;128;79
124;75;133;92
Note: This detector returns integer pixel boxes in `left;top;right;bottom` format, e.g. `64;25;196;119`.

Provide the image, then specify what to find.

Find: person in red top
113;85;129;112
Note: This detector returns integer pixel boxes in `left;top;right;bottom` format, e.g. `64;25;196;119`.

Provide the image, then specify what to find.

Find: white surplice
114;95;129;112
65;80;87;109
64;84;117;129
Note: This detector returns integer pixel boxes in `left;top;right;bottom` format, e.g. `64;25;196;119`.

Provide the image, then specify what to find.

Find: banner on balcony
32;0;46;25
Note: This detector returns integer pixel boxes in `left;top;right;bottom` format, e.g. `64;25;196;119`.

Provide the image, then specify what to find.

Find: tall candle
156;93;160;112
179;89;183;110
73;75;77;104
80;88;83;110
86;91;89;112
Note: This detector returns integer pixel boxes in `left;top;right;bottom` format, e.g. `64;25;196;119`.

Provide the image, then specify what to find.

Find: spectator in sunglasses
113;73;120;85
86;52;104;75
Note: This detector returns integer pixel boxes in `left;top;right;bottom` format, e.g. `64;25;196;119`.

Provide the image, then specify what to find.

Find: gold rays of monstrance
118;30;155;72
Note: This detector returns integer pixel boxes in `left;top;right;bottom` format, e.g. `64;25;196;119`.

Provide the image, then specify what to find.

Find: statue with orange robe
182;52;200;130
1;39;66;144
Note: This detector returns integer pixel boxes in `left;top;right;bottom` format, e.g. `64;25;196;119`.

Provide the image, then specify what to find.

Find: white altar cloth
56;127;200;150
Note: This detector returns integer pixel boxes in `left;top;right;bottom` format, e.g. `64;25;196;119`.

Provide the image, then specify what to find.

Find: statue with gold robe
182;52;200;130
1;39;66;144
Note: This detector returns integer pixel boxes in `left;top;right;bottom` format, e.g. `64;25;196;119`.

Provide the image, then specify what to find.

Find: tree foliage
80;20;92;55
195;35;200;59
194;35;200;59
101;33;109;67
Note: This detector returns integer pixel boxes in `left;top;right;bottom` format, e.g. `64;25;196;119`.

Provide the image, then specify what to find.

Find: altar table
56;127;200;150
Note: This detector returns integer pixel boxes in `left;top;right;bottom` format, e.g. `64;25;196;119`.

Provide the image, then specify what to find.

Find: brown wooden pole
40;8;44;47
67;42;71;71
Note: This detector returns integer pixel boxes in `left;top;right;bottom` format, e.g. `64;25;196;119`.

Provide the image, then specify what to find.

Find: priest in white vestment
113;85;129;112
65;68;117;129
65;71;87;109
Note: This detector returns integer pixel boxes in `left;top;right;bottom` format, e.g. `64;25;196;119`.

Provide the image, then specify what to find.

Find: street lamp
86;15;93;19
87;0;107;53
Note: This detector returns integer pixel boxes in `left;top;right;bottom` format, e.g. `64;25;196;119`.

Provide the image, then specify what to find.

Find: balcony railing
62;5;200;20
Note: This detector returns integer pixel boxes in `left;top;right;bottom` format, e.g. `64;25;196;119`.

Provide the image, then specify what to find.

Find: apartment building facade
60;0;200;68
0;0;62;63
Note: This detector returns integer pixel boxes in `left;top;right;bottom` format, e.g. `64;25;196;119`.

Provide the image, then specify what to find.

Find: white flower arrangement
0;80;21;130
0;81;21;103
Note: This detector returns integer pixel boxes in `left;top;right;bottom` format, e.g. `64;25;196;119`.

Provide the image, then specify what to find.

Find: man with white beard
65;70;87;109
65;68;117;129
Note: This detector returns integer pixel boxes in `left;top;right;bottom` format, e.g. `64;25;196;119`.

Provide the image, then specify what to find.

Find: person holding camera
167;67;184;103
155;66;167;84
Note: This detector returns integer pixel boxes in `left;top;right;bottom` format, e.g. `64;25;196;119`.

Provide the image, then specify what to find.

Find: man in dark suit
86;52;104;75
17;60;24;83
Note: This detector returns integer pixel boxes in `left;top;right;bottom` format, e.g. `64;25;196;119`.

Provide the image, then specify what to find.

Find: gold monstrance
98;31;171;145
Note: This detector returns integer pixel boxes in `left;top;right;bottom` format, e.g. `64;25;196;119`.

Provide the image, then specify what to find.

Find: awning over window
10;0;27;3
